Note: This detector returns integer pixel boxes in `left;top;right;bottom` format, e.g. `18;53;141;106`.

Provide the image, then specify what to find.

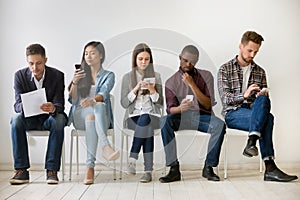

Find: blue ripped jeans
73;103;111;168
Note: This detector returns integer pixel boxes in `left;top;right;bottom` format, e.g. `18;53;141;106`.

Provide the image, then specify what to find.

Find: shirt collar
233;56;256;69
31;68;46;82
96;67;104;79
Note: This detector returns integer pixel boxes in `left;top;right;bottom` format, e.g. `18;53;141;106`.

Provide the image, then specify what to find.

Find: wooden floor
1;167;299;200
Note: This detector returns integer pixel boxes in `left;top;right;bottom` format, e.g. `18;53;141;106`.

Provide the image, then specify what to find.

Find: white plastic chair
69;94;117;180
223;128;263;179
26;130;65;180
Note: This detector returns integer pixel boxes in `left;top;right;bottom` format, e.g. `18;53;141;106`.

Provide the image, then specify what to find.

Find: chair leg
119;132;124;180
112;132;116;180
69;130;74;180
224;134;228;179
61;141;65;181
126;135;129;165
259;157;263;173
76;131;79;175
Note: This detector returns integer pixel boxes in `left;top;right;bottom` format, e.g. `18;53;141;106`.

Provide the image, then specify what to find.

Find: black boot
243;136;259;157
202;164;220;181
264;159;298;182
159;164;181;183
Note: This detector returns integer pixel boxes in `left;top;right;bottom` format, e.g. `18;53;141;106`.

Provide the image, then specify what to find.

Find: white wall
1;0;299;168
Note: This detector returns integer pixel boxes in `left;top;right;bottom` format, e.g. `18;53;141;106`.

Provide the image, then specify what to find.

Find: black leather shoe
243;139;258;157
202;165;220;181
159;165;181;183
264;168;298;182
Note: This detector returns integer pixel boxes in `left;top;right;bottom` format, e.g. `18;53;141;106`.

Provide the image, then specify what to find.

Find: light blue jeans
73;104;110;168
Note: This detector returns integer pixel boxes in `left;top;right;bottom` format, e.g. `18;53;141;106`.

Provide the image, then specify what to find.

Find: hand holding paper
21;88;48;117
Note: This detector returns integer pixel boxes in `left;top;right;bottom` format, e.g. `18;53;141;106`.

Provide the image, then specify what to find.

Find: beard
241;54;253;64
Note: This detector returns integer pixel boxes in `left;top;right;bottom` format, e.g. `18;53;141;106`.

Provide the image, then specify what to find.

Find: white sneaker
140;172;152;183
127;158;136;175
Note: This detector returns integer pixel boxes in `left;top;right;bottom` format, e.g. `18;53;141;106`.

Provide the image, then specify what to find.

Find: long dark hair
131;43;155;95
69;41;105;97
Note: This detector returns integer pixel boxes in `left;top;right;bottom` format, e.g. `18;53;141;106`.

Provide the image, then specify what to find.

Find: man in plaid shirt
218;31;297;182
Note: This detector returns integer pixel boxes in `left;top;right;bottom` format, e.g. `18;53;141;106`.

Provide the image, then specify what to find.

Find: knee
94;103;106;114
267;113;274;125
257;95;270;106
85;114;95;121
137;114;151;126
211;116;226;135
160;115;171;129
49;113;67;128
10;113;25;127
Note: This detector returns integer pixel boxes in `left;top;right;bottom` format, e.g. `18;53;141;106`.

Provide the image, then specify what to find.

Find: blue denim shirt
67;68;115;128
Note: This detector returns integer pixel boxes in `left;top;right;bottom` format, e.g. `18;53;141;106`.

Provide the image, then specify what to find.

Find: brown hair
241;31;264;45
26;44;46;57
131;43;155;95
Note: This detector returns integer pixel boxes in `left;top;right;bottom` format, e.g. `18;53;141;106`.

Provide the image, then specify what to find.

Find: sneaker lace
14;169;24;177
128;162;135;168
48;170;57;177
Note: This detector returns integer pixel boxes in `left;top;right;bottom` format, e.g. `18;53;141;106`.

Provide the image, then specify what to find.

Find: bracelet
72;81;77;85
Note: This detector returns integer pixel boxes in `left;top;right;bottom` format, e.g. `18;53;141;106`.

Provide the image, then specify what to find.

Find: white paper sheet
20;88;48;117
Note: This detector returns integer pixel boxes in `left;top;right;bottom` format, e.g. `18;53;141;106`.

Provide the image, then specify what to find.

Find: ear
44;57;48;63
179;54;182;60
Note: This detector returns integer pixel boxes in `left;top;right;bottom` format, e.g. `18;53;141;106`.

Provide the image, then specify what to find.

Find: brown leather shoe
84;168;94;185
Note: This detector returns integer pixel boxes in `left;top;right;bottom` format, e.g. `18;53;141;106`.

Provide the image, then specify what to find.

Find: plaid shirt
217;56;268;116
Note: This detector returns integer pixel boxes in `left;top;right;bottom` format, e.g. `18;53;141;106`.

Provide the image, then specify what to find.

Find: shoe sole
47;180;59;184
83;179;94;185
243;146;258;157
202;174;220;181
264;176;298;182
159;176;181;183
10;179;29;185
126;171;136;175
140;179;152;183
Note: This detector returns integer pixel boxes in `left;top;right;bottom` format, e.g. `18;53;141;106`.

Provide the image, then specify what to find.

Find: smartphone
143;77;155;84
75;64;81;69
261;88;269;93
141;77;155;89
186;95;194;101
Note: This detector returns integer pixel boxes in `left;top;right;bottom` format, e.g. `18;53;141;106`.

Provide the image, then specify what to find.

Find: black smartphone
75;64;81;69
